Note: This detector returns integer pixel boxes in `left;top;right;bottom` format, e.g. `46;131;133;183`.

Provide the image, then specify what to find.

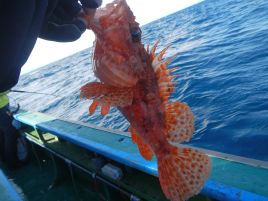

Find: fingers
78;9;96;29
84;7;97;15
39;21;86;42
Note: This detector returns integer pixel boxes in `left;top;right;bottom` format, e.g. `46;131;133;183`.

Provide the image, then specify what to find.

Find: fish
80;0;211;200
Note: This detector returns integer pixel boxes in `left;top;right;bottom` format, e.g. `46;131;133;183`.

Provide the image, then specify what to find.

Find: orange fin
157;147;211;201
80;82;107;99
149;40;159;61
129;127;138;143
89;100;99;115
88;101;110;116
101;105;110;116
80;82;133;115
164;102;194;143
149;44;177;102
150;44;194;143
152;45;171;68
129;127;154;160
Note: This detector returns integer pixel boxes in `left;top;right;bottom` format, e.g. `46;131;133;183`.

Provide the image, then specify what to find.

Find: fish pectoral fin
89;100;99;114
101;105;110;116
80;82;108;99
88;101;110;116
157;147;211;201
164;102;194;143
80;82;133;116
129;127;154;160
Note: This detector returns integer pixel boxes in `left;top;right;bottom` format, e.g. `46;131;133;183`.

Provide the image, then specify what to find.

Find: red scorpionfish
80;1;211;200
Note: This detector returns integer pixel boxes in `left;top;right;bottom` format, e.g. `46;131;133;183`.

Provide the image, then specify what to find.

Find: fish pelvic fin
129;127;154;160
80;82;133;116
157;146;211;201
164;102;194;143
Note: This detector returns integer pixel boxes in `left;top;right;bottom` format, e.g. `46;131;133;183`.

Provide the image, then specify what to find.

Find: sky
21;0;202;74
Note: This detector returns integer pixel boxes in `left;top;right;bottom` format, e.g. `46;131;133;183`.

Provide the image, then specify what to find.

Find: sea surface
11;0;268;161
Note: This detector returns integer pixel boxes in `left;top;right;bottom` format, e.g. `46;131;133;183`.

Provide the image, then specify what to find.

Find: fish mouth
89;0;126;34
90;0;139;36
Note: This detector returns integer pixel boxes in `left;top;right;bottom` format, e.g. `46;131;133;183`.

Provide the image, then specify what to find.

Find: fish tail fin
156;146;210;201
80;82;133;115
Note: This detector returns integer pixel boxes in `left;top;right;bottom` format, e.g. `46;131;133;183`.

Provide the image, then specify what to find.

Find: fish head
89;0;148;87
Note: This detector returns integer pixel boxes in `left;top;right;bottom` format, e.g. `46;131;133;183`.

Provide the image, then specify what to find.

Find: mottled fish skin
80;1;211;200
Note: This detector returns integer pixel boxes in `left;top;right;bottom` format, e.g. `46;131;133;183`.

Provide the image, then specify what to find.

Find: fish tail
156;145;210;201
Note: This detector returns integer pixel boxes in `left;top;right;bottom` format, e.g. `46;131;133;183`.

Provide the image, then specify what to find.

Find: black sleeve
0;0;48;92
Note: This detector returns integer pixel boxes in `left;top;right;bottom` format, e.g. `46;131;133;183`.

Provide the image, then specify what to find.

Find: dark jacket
0;0;101;93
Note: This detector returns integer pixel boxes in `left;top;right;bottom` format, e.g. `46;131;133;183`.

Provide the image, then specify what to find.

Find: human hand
84;8;97;18
78;8;97;29
40;0;102;42
40;4;87;42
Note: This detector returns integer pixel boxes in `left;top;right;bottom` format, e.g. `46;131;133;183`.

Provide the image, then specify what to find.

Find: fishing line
9;89;62;114
10;89;60;97
9;89;87;115
8;96;20;115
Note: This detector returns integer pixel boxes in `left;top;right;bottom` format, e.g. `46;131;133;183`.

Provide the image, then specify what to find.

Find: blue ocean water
11;0;268;161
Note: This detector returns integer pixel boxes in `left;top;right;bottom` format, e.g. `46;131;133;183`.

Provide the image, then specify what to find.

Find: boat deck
1;110;268;201
0;169;24;201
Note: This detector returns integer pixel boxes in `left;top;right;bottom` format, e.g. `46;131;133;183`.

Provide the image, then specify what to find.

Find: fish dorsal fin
129;127;154;160
150;44;177;102
164;102;194;143
149;40;159;62
149;43;194;143
80;82;133;116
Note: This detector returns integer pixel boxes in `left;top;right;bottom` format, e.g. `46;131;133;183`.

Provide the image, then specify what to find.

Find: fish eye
131;27;141;42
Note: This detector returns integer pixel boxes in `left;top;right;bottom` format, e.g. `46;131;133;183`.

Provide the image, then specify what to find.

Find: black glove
40;0;92;42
